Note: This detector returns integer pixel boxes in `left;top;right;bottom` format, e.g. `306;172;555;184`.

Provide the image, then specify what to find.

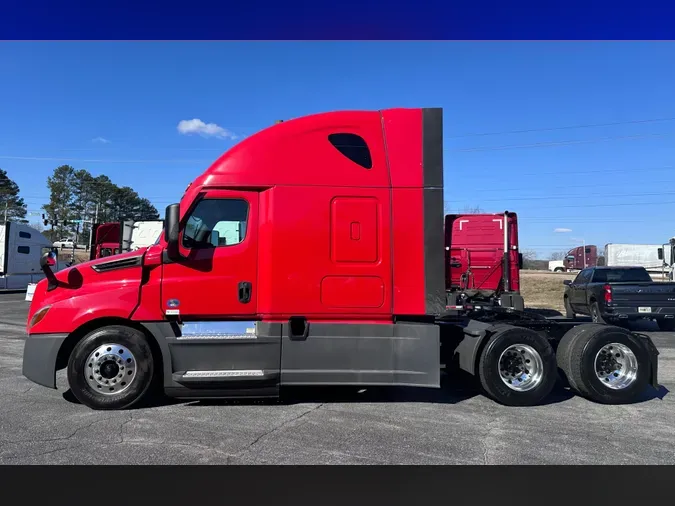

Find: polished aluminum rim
498;344;544;392
84;343;137;395
594;343;638;390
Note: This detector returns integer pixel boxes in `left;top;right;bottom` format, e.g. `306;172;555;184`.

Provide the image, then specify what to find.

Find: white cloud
92;137;111;144
177;119;237;140
554;228;573;233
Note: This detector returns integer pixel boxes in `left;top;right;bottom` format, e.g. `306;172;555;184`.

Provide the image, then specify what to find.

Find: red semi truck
445;212;523;311
89;222;122;260
23;107;659;410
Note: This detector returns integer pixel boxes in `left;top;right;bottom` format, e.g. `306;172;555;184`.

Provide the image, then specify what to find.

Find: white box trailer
604;243;672;274
0;222;62;291
121;220;164;252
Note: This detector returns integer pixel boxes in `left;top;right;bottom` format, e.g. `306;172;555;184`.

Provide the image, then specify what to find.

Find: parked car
563;266;675;331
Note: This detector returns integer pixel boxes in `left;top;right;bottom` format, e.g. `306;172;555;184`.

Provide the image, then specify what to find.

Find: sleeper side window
182;198;249;249
328;133;373;169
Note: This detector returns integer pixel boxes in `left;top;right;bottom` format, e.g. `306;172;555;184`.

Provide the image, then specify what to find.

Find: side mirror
164;203;181;260
40;250;57;268
518;253;523;269
563;279;572;286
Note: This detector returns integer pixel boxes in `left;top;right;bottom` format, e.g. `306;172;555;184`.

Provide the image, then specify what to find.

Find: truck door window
574;269;591;284
183;198;249;249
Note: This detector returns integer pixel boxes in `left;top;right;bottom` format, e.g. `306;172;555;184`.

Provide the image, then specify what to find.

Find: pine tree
0;169;28;224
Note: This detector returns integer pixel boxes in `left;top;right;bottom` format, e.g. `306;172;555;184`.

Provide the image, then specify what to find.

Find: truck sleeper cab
22;107;659;410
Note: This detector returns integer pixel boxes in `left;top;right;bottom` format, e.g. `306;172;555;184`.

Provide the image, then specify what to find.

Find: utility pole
87;203;99;254
71;221;79;265
583;238;587;268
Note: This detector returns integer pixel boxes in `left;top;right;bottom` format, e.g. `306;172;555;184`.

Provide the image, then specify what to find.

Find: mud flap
637;333;660;390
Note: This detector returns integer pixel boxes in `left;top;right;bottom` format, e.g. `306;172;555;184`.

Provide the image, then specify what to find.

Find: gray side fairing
271;321;440;388
141;320;441;396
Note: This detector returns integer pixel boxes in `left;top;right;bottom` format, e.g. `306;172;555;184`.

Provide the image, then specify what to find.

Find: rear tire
589;302;607;324
477;325;557;406
557;324;649;404
657;319;675;332
67;325;156;410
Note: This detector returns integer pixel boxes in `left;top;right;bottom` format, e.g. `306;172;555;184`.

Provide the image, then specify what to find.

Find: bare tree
522;250;538;261
444;201;484;214
549;251;568;261
29;221;45;232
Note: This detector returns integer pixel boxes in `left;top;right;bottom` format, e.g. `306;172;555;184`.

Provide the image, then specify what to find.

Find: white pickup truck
52;238;85;250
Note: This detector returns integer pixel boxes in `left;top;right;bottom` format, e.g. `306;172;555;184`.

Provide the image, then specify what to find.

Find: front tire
564;296;575;318
477;325;557;406
67;325;156;410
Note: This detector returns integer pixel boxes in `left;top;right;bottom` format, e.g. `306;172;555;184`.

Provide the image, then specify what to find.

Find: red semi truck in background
89;220;164;260
549;245;598;272
23;107;658;411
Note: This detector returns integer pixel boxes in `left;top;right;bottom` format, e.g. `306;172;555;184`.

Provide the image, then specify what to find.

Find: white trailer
0;222;62;290
604;243;672;274
121;220;164;252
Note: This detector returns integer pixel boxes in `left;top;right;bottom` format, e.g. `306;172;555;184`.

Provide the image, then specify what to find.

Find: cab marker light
29;305;52;328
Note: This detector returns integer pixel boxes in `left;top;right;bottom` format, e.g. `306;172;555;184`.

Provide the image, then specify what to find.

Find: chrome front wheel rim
84;343;137;395
498;344;544;392
594;343;638;390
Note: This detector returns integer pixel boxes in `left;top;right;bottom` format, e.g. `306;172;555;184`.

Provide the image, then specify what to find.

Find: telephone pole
87;203;99;253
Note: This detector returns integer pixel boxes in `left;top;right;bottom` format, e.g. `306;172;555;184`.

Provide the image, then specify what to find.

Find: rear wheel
477;325;557;406
657;319;675;332
589;302;607;324
67;325;156;410
557;324;649;404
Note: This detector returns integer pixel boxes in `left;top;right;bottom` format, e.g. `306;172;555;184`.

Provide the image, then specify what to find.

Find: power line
447;116;675;139
0;155;211;163
478;189;675;203
452;132;675;153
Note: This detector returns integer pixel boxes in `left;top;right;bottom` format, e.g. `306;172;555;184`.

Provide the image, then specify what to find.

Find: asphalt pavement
1;292;674;464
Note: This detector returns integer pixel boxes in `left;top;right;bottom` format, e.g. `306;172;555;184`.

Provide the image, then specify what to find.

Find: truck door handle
238;281;252;304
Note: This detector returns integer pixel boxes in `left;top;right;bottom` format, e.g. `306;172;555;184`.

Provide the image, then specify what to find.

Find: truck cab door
161;190;259;319
570;269;591;311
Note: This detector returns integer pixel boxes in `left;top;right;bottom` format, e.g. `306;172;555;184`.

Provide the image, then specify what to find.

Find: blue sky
1;42;674;258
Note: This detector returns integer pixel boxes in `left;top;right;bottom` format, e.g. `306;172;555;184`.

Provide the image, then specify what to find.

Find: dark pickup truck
563;266;675;331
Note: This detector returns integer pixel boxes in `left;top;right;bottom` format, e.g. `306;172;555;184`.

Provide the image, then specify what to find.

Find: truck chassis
24;300;660;410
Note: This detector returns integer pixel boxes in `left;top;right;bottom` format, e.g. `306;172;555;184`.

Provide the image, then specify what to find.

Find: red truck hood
27;248;148;334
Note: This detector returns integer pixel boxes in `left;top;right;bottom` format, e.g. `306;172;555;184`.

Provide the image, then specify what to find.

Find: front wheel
477;325;557;406
67;325;156;410
564;296;575;318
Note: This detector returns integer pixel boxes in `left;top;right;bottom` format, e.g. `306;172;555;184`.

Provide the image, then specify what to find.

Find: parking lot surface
1;293;674;464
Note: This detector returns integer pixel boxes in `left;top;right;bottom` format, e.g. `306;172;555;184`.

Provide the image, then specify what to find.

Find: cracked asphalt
1;293;674;464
